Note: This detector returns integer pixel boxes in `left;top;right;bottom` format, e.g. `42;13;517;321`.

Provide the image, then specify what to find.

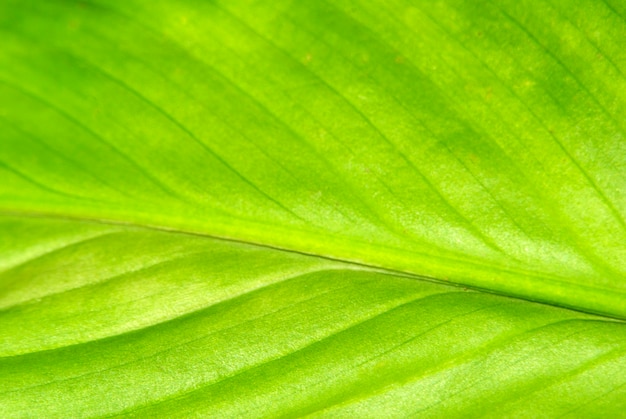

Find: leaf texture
1;0;626;416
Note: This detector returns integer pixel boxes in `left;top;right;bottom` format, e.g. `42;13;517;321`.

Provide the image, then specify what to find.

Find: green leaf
1;0;625;416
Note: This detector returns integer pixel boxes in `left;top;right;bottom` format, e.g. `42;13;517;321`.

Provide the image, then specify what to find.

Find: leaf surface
1;0;626;416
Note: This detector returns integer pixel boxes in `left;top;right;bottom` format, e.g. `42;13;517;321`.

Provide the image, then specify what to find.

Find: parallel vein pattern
1;0;626;416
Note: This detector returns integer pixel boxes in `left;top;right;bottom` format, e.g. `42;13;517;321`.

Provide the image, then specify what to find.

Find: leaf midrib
2;207;623;322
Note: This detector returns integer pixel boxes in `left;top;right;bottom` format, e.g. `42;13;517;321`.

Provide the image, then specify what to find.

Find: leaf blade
1;0;626;416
